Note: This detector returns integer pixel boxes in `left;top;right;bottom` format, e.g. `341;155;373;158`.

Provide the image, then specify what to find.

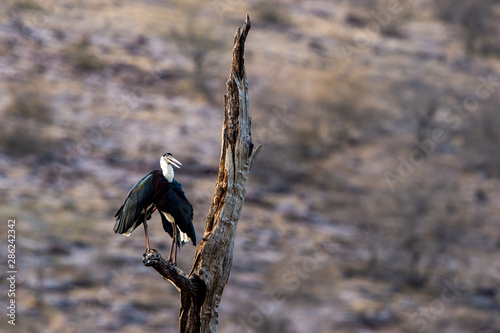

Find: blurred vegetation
253;0;292;28
394;175;465;288
252;58;382;192
461;94;500;178
7;0;42;11
434;0;500;56
0;88;60;162
362;0;413;38
169;0;225;101
65;36;105;72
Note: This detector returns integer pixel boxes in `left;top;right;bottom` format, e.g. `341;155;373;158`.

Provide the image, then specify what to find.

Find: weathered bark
142;15;260;333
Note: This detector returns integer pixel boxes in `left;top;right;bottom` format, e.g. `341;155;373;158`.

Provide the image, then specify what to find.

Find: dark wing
162;180;196;246
114;171;155;235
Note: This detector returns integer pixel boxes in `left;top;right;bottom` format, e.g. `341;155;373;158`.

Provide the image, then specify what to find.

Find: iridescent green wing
114;171;154;235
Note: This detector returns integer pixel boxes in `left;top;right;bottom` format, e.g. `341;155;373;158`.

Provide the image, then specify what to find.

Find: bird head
160;153;181;182
162;153;182;169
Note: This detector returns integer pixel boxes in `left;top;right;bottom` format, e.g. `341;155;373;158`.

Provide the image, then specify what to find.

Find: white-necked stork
114;153;196;264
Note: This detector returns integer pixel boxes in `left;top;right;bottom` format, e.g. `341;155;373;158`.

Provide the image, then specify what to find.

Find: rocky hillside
1;0;500;332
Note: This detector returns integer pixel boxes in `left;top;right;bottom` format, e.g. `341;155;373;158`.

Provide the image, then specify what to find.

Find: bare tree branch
143;250;200;297
142;15;258;333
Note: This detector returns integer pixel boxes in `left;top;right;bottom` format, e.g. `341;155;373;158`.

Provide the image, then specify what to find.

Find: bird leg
167;233;175;263
174;224;179;265
167;222;179;265
174;243;178;265
143;214;151;253
168;222;179;265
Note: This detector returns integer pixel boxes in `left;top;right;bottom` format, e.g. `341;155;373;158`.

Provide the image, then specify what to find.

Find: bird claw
142;249;160;266
143;248;158;257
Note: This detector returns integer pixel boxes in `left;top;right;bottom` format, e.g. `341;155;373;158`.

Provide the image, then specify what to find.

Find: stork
114;153;196;264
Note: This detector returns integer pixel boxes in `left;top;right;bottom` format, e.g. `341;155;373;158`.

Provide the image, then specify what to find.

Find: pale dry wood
142;15;259;333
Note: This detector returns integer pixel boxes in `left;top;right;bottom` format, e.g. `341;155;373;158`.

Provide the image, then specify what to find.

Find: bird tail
159;213;194;247
185;222;196;246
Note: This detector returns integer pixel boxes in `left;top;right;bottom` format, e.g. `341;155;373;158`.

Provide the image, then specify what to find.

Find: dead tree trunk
142;15;260;333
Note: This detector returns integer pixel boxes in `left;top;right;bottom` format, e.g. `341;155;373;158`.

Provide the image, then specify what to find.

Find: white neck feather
160;158;174;182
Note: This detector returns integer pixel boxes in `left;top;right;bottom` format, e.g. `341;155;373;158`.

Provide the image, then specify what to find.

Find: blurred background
1;0;500;332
